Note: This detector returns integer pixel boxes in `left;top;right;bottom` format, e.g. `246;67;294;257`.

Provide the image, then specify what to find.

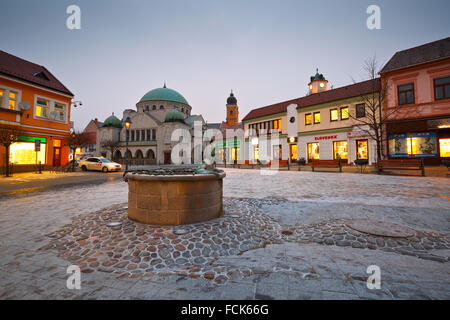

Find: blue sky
2;0;449;129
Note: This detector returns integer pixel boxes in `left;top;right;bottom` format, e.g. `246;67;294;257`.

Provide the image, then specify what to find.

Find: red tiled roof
242;78;381;122
380;37;450;73
0;51;74;96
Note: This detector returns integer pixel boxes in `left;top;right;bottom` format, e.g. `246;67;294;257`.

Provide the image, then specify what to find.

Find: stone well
126;170;226;225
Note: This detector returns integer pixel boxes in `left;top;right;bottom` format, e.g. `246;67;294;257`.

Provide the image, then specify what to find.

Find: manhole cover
106;222;122;227
281;230;294;236
345;220;415;238
173;228;189;235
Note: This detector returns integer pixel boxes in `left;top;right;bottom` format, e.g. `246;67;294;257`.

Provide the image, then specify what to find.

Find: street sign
35;139;41;152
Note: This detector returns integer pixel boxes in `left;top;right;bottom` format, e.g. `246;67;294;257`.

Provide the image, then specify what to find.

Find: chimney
94;118;98;125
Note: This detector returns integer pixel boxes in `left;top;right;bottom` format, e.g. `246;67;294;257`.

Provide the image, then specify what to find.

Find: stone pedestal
126;172;225;225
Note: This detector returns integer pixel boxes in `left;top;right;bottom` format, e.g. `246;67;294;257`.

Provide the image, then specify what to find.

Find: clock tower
308;69;328;95
226;90;239;127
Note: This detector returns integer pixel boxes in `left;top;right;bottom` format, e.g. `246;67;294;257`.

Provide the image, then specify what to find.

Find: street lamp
71;132;76;172
124;116;132;172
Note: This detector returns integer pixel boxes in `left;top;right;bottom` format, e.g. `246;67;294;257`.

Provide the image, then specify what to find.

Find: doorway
53;147;61;166
289;144;297;162
164;151;171;165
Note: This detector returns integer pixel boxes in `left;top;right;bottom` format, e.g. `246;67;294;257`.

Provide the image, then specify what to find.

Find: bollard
39;161;42;174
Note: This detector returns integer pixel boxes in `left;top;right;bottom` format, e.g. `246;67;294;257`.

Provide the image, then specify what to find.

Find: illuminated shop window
340;107;349;120
290;144;297;161
253;147;259;161
307;142;320;160
313;112;321;124
330;109;338;121
333;141;348;160
10;142;46;165
305;114;312;125
356;140;368;160
440;139;450;157
36;98;49;118
231;147;240;161
389;133;437;157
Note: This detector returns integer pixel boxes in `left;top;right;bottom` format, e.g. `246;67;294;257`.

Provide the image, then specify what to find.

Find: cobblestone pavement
0;170;449;299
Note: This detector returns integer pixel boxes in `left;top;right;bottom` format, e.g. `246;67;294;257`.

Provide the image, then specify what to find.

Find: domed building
96;84;207;165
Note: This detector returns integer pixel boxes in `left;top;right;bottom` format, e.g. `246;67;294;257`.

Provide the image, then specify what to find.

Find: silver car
79;157;122;172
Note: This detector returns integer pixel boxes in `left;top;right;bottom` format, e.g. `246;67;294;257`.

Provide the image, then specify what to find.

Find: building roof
0;50;74;96
227;91;237;105
103;113;122;128
242;78;381;122
139;84;189;105
164;108;185;123
380;37;450;73
206;123;221;130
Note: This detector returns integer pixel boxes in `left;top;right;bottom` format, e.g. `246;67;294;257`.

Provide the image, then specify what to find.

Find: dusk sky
2;0;449;130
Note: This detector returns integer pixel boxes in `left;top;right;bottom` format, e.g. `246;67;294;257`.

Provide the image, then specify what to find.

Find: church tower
226;90;239;127
308;69;328;95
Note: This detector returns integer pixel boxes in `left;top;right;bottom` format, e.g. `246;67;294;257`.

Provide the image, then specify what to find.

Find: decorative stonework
39;198;449;284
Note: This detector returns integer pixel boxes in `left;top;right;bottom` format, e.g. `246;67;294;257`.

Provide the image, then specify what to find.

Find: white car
79;157;122;172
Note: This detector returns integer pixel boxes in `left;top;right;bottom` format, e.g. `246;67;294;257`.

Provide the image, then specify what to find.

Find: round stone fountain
125;167;225;225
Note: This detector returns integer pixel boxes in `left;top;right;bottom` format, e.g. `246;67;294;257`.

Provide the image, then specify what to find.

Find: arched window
181;107;184;113
152;105;156;110
135;150;144;159
160;105;164;109
145;105;149;111
146;149;155;159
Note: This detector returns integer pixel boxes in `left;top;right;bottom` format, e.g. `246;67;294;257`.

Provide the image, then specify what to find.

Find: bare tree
0;124;25;177
66;131;91;171
346;56;420;162
101;139;120;160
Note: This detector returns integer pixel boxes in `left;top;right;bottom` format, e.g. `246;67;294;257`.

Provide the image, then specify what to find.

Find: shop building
0;51;74;172
242;70;381;165
380;37;450;164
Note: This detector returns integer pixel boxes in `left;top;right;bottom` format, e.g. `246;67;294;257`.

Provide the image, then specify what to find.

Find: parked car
78;157;122;172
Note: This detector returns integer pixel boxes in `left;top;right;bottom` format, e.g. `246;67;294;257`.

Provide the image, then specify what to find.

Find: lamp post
124;117;132;172
70;132;76;172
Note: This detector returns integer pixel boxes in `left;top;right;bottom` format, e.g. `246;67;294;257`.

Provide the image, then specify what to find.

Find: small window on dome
145;105;149;111
181;108;184;113
160;105;164;109
152;105;156;110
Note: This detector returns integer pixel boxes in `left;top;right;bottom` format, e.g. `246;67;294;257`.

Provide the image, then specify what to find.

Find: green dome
103;113;122;128
164;109;185;123
140;85;189;105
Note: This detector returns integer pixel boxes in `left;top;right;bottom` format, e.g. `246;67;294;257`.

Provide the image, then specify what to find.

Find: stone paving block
319;279;358;295
322;290;360;300
255;282;289;300
219;283;256;300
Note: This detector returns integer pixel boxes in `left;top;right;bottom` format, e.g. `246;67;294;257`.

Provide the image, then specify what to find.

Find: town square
0;0;449;307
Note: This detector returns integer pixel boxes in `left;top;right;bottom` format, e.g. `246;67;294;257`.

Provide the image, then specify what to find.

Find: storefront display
10;141;46;165
333;141;348;160
307;143;319;160
389;132;437;158
439;138;450;158
356;140;369;160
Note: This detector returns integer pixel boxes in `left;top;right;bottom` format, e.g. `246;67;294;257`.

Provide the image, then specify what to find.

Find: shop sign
314;135;337;141
428;118;450;129
216;140;240;148
35;140;41;152
18;136;47;143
